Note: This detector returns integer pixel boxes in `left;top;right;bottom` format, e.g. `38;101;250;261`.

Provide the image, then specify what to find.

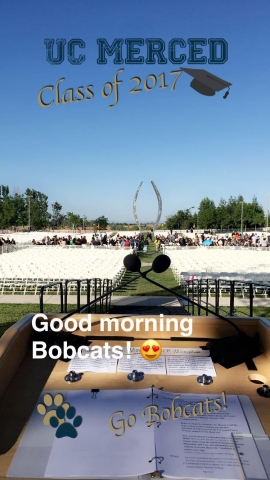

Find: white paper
117;354;166;374
8;388;269;479
167;432;243;479
232;433;267;479
122;347;210;356
166;355;217;376
45;390;155;478
68;355;117;373
154;392;252;479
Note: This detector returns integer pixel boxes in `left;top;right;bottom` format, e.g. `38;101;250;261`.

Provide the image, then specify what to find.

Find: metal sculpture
133;181;162;232
133;181;143;232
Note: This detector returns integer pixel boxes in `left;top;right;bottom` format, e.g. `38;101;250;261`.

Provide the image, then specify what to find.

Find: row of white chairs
167;248;270;283
184;279;270;298
0;247;127;282
166;249;270;300
0;276;122;296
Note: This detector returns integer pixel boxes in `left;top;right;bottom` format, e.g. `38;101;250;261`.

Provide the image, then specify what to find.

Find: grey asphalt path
0;294;269;307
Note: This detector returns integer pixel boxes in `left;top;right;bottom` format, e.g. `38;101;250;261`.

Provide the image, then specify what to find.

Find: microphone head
152;255;171;273
123;254;141;272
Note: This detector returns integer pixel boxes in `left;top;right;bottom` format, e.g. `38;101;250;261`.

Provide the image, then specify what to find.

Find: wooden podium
0;313;270;479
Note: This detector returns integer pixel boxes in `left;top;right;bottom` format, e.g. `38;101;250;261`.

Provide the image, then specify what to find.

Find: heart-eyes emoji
140;339;162;361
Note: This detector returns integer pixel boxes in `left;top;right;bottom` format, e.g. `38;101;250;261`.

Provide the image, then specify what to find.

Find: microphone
124;254;171;275
152;255;171;273
123;254;261;369
40;253;261;369
123;255;142;272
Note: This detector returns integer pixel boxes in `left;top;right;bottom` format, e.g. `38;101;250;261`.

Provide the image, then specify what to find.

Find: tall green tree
231;196;244;229
0;194;14;228
244;197;265;228
198;198;216;229
165;209;195;230
0;185;9;198
216;198;231;229
12;193;28;227
0;191;27;228
92;216;109;230
65;212;82;229
51;202;64;228
165;212;180;230
25;188;50;230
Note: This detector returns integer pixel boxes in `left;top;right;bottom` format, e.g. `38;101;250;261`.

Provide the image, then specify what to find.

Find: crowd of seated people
31;235;87;246
0;237;16;246
30;233;143;249
3;231;269;249
155;232;270;248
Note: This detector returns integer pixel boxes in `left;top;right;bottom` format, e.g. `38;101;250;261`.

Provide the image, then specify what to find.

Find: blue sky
1;0;270;223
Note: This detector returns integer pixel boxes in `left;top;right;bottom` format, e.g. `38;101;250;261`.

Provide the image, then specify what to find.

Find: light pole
26;195;32;232
266;197;269;233
240;201;244;235
188;206;194;230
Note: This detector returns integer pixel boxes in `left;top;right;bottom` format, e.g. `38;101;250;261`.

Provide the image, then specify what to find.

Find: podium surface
0;314;270;479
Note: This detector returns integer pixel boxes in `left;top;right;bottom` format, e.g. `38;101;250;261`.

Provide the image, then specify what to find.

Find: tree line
0;186;267;232
165;196;266;230
0;186;109;230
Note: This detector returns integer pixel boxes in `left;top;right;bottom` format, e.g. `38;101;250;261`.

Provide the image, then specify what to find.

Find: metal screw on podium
127;370;144;382
197;374;213;385
64;370;83;382
257;384;270;398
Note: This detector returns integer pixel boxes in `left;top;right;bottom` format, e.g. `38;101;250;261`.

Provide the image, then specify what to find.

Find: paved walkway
0;294;269;307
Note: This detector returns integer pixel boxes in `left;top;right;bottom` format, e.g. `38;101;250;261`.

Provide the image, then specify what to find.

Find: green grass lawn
113;266;184;296
184;304;270;319
0;302;109;337
113;242;184;296
233;306;270;318
136;247;162;264
0;303;78;337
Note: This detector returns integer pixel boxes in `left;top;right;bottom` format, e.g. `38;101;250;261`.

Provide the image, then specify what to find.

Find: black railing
39;278;112;314
184;278;269;317
102;278;113;313
39;275;269;319
40;282;64;313
64;279;90;313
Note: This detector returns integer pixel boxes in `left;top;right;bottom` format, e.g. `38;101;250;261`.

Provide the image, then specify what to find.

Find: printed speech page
153;391;260;479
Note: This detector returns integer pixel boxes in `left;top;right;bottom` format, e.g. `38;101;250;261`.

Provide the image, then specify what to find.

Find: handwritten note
122;347;210;356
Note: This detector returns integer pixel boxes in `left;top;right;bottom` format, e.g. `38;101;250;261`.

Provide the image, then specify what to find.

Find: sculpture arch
133;181;162;233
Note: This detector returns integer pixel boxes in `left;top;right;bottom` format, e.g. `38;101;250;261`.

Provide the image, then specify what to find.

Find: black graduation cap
181;68;232;96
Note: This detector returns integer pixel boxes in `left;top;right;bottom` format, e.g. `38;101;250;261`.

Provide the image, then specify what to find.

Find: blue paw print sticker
50;405;82;438
37;394;82;439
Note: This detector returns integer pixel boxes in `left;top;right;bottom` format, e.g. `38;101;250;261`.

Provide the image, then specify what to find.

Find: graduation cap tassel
223;87;230;99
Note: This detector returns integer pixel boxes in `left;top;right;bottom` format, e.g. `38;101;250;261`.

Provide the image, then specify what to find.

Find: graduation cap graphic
181;68;232;98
